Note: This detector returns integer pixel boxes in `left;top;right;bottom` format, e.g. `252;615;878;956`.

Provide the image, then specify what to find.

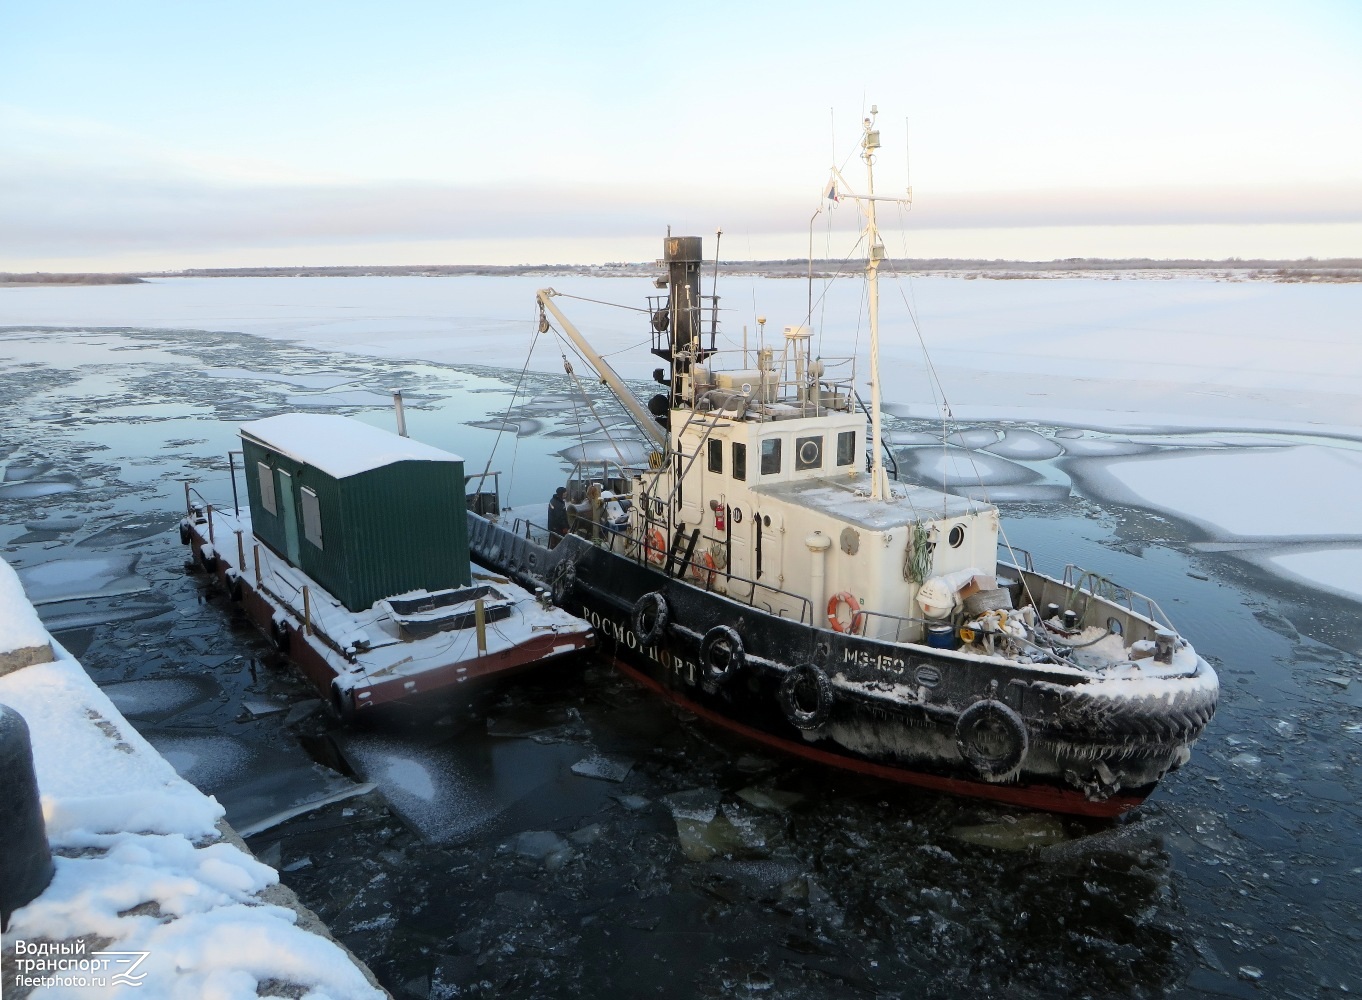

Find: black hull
467;513;1216;817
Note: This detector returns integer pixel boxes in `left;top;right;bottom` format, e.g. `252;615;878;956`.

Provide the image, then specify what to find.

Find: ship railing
1061;565;1180;636
465;470;503;516
998;544;1177;639
692;346;858;417
659;524;814;624
997;542;1036;574
852;609;932;644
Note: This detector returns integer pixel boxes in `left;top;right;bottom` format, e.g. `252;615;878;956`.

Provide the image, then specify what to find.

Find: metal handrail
1061;565;1179;635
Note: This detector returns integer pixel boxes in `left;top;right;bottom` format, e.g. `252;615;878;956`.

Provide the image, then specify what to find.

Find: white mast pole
862;108;889;500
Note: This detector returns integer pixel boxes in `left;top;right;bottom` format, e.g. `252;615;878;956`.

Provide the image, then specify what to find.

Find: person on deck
547;487;569;547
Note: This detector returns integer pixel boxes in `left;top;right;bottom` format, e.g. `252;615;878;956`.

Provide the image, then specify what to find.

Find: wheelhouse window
708;438;723;473
732;442;747;481
795;435;823;471
301;487;324;549
836;431;856;467
257;462;277;514
760;438;782;475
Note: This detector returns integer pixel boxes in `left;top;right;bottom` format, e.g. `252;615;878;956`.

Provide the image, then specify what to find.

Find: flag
826;181;840;204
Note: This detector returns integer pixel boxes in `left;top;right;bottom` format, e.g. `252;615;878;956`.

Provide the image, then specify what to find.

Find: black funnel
663;236;704;353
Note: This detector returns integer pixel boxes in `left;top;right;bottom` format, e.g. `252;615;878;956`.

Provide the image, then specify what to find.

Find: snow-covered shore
0;557;387;1000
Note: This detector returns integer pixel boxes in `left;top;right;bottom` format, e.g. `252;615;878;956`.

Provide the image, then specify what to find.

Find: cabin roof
240;413;463;480
751;476;990;530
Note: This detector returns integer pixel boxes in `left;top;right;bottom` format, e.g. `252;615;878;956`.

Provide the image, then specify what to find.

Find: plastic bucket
926;624;956;649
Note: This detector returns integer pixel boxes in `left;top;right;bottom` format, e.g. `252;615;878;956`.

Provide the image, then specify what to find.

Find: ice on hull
468;512;1217;818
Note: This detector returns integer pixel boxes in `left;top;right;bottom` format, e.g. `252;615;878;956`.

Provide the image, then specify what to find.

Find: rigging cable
477;312;542;507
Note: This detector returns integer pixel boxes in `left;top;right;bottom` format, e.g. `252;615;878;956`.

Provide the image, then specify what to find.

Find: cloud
3;151;1359;263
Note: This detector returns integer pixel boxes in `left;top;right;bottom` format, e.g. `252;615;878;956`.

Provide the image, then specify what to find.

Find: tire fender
551;561;577;606
631;591;669;647
955;698;1029;780
779;663;833;730
700;625;744;684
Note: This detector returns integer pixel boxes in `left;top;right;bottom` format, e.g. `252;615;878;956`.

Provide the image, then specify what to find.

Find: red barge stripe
609;655;1143;819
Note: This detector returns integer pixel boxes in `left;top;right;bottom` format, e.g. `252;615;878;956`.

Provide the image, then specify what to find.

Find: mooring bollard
0;704;54;931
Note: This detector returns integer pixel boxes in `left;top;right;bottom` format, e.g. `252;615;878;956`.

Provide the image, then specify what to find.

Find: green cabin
240;414;471;612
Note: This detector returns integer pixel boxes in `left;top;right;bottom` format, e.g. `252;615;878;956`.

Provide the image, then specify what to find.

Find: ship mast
831;106;909;501
862;109;889;500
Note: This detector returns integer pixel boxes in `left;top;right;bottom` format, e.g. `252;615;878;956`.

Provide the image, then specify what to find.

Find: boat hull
183;515;594;717
469;513;1217;818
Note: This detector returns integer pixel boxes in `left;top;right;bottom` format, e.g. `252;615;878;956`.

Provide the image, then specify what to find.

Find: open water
1;281;1360;998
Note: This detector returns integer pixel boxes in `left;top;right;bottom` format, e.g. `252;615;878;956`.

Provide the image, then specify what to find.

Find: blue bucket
926;624;956;649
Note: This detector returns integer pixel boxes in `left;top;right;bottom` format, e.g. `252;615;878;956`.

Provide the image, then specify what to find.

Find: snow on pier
0;557;387;999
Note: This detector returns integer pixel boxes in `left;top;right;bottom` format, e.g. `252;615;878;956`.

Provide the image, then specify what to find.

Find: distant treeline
0;273;146;286
4;259;1360;283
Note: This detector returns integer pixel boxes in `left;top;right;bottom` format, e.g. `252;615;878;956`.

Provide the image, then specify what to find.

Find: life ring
779;663;833;730
644;527;667;565
955;699;1029;781
631;591;669;647
827;592;864;634
689;550;718;588
700;625;744;683
551;561;576;606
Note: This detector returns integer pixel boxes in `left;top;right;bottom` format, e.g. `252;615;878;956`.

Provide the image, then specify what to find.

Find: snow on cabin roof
753;476;990;531
241;413;463;479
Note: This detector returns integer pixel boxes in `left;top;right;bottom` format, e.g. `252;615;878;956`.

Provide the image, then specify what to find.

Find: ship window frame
300;486;324;550
257;462;277;515
948;524;965;548
836;430;856;467
795;435;823;471
732;442;747;481
708;438;723;474
760;438;782;476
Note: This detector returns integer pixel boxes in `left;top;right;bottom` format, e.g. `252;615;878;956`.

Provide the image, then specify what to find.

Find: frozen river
1;274;1360;998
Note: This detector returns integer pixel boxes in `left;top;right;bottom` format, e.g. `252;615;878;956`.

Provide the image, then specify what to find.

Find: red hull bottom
609;655;1145;819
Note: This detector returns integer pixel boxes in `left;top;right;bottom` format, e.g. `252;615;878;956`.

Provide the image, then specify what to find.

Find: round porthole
733;508;743;524
948;525;965;548
763;515;771;527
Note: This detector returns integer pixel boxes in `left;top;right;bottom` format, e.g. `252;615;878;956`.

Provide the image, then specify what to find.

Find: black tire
227;575;243;602
631;592;669;647
955;699;1029;780
178;522;191;545
780;663;833;730
551;561;576;606
701;625;744;684
330;682;355;723
272;618;291;652
198;548;218;573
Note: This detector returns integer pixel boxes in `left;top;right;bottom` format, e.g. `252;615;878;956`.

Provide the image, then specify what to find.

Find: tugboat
467;109;1218;816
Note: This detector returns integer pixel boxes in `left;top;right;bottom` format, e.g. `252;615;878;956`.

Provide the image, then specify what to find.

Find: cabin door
754;508;784;588
728;501;751;582
276;469;301;565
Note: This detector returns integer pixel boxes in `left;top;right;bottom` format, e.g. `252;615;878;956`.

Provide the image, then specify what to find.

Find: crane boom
537;288;667;448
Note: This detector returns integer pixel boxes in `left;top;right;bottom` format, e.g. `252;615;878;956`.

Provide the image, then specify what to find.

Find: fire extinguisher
710;498;726;532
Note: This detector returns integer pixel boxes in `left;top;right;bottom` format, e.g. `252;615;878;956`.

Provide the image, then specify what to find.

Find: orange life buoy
689;550;718;588
645;527;667;565
827;591;864;634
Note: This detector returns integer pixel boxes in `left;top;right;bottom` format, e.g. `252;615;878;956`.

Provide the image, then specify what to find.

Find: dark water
2;326;1360;999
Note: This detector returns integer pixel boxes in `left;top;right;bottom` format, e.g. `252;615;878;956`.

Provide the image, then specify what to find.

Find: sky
1;0;1360;270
